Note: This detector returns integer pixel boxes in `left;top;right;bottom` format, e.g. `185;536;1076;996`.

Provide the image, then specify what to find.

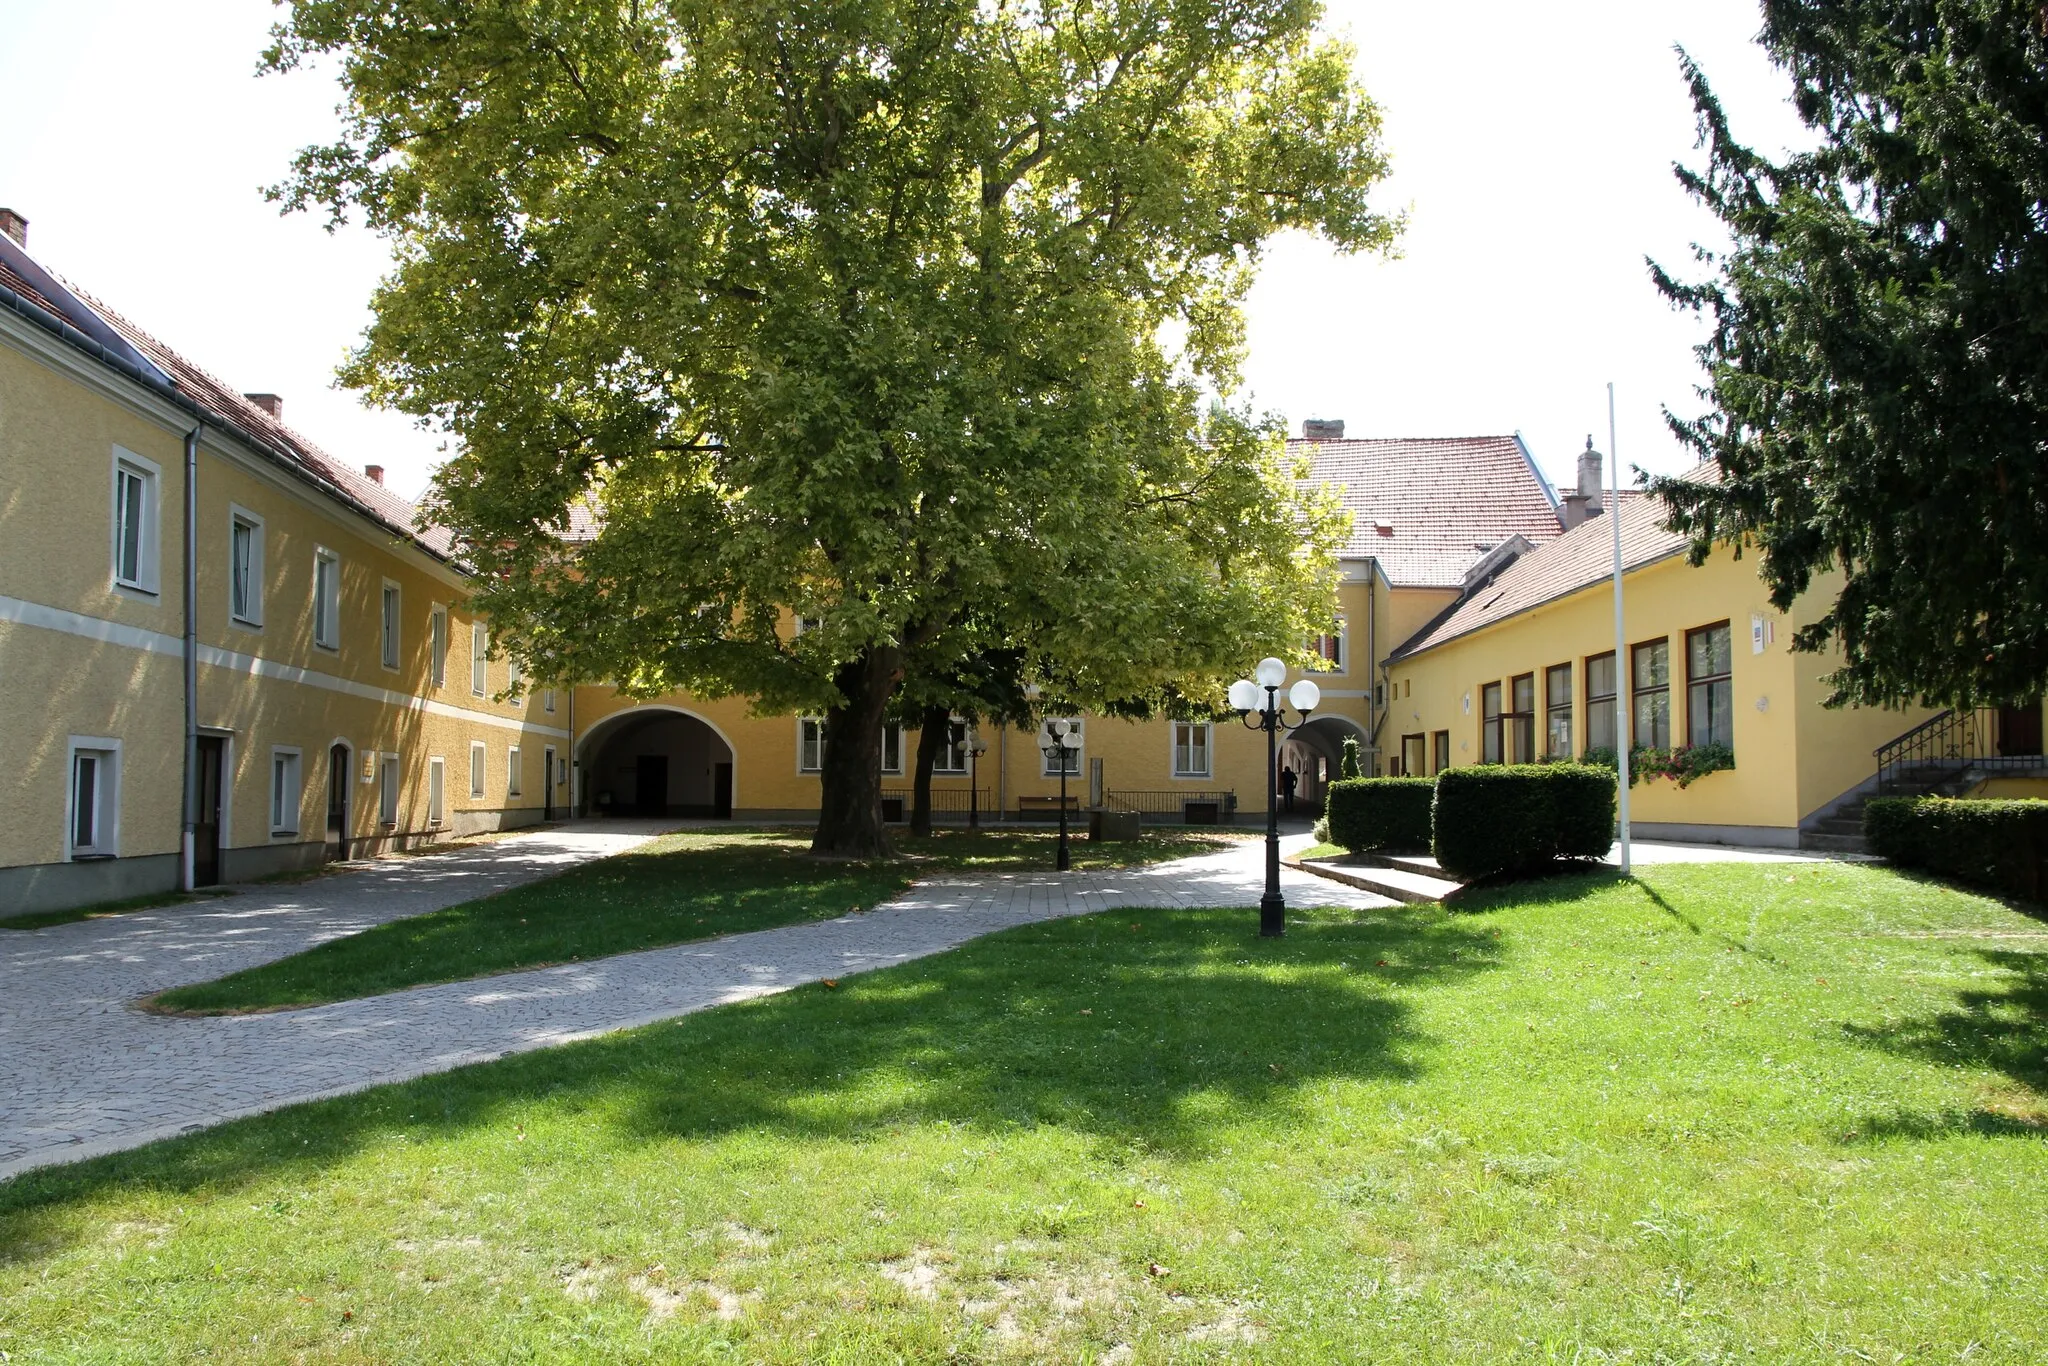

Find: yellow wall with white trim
0;330;571;907
1383;547;1942;838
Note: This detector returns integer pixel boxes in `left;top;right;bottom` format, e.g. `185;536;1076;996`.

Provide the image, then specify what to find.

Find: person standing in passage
1279;765;1299;814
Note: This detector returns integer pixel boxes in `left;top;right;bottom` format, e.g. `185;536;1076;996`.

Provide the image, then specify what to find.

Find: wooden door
543;746;557;820
193;736;225;886
327;744;350;861
2000;702;2043;757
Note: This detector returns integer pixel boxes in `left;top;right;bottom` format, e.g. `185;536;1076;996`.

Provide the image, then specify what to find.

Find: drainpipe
567;686;577;818
180;424;202;891
1367;556;1378;774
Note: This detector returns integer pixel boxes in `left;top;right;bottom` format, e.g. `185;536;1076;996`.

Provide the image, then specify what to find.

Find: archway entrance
580;708;735;819
1282;714;1374;812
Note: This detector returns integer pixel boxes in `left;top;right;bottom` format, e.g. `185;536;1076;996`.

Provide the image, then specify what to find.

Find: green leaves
272;0;1392;847
1655;2;2048;707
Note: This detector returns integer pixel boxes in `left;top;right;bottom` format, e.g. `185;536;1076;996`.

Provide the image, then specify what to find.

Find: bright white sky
1;0;1810;502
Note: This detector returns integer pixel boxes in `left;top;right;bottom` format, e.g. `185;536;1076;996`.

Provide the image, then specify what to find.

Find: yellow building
1;202;1686;917
565;430;1569;826
2;218;572;916
1380;448;2048;849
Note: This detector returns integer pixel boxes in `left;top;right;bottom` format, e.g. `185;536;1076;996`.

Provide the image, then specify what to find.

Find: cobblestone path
0;828;1390;1180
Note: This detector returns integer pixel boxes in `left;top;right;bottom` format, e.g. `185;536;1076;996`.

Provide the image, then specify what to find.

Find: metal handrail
880;787;991;814
1103;789;1237;817
1873;707;1983;795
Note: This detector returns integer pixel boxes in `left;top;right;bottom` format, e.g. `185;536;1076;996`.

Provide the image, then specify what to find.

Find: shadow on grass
1842;947;2048;1109
0;905;1500;1260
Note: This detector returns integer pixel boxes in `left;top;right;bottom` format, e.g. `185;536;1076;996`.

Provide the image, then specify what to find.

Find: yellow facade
1383;545;1947;845
0;311;571;915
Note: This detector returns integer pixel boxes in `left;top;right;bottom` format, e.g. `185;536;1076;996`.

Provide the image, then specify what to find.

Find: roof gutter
0;279;461;573
1513;431;1561;514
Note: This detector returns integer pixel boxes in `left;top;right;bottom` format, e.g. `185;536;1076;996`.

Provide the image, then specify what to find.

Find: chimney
244;392;283;419
1578;437;1605;514
364;464;385;485
0;209;25;248
1560;436;1605;530
1301;418;1345;441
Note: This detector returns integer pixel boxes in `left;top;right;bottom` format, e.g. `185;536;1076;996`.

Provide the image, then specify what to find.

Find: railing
1874;708;2010;794
880;788;992;817
1104;789;1238;822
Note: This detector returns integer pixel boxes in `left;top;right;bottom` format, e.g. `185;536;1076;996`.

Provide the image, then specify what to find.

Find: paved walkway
0;828;1391;1181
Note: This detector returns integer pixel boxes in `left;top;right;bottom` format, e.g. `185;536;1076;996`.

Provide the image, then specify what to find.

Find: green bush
1326;777;1435;852
1432;764;1617;880
1865;796;2048;900
1339;736;1363;780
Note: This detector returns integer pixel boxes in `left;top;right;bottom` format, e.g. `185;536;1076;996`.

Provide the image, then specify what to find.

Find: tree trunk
908;704;951;836
811;645;902;859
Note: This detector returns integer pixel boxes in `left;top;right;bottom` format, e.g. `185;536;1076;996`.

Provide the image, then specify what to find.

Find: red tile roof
1290;435;1563;589
1386;481;1710;662
0;245;455;561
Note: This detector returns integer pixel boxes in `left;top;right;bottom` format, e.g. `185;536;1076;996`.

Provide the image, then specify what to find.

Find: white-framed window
1041;717;1085;777
430;606;448;688
508;745;523;797
313;548;341;650
1312;617;1347;673
428;756;446;826
471;620;488;696
67;737;121;858
380;580;401;670
1172;721;1212;778
798;717;826;774
229;506;263;626
506;654;523;697
795;615;821;637
469;740;486;798
882;723;903;775
543;688;557;713
270;747;303;835
111;448;160;595
378;753;400;825
933;718;969;774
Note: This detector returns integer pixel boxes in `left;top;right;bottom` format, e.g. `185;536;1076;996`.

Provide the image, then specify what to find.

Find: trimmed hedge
1865;796;2048;900
1432;764;1617;880
1326;777;1435;852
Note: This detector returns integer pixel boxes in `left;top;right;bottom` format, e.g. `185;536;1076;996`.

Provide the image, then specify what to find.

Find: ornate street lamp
967;728;989;830
1230;657;1321;937
1040;718;1082;871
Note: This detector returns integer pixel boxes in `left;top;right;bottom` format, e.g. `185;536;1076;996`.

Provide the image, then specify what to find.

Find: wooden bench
1017;795;1080;818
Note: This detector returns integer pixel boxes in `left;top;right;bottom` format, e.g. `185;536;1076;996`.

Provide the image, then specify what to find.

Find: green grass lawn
149;827;1243;1015
5;862;2043;1360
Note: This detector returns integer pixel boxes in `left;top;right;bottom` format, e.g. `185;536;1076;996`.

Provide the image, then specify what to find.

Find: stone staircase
1798;766;1973;855
1294;850;1463;904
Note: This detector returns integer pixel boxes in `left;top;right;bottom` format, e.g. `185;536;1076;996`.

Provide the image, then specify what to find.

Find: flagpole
1610;382;1631;874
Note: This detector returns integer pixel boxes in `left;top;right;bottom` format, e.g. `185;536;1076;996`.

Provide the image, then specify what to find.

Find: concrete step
1370;852;1448;879
1799;831;1871;854
1297;856;1461;905
1810;816;1866;836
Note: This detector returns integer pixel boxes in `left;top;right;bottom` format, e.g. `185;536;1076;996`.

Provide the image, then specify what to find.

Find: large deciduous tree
268;0;1390;854
1654;2;2048;708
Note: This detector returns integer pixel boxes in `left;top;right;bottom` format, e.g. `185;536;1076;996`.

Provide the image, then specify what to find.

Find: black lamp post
1230;658;1321;938
1040;719;1081;871
968;729;989;830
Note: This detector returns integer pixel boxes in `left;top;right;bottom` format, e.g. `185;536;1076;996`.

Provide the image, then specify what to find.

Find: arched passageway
578;708;735;819
1282;714;1374;812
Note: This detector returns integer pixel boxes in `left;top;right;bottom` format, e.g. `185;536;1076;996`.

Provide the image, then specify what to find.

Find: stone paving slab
0;829;1392;1182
